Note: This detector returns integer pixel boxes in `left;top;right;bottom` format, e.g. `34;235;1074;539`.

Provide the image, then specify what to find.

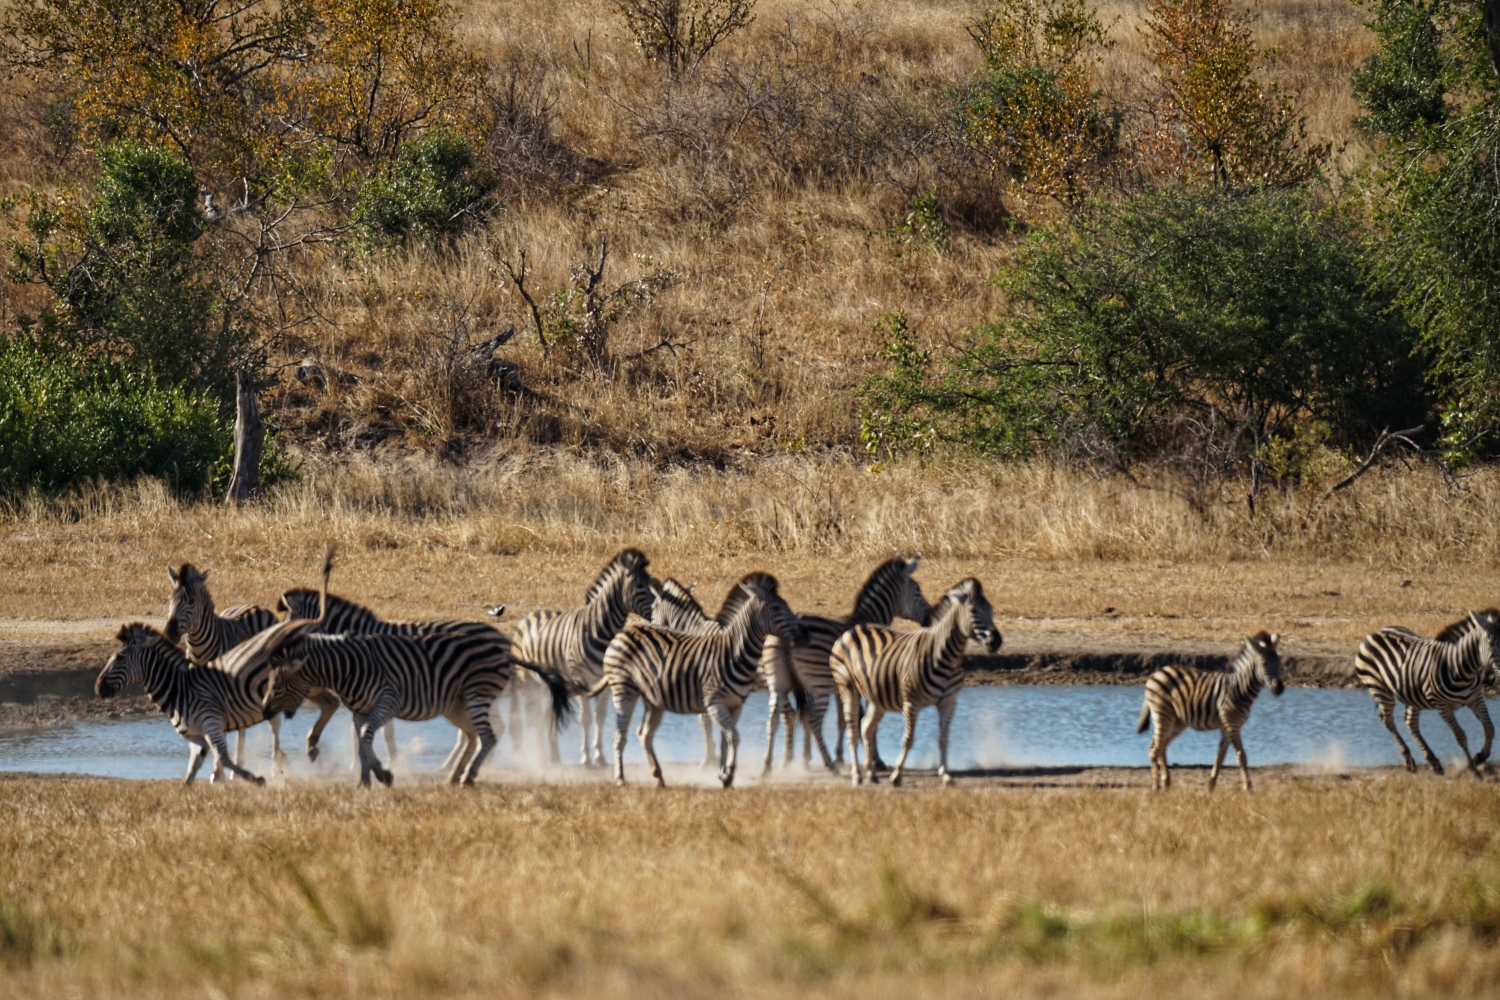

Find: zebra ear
1269;633;1280;648
167;565;180;584
907;555;921;574
686;583;696;594
199;568;210;582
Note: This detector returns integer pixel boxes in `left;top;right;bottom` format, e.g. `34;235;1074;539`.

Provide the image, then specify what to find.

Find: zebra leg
591;694;610;767
837;684;863;785
610;684;638;787
441;728;470;775
1404;705;1444;775
889;703;919;787
706;701;740;789
578;695;595;766
1436;705;1481;778
1375;695;1418;772
763;684;782;776
1468;696;1494;766
1229;729;1252;791
783;701;797;767
804;695;837;773
868;701;888;772
304;689;342;763
936;694;957;786
384;721;398;763
1209;732;1231;791
234;728;247;773
269;714;286;775
185;736;212;786
860;704;886;786
640;704;667;787
203;720;264;786
700;714;717;768
355;703;397;787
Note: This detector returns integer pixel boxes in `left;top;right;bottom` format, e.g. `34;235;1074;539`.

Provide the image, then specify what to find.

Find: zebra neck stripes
847;556;930;626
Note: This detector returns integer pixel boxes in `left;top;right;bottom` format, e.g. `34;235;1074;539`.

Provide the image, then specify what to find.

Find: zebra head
261;659;312;721
1465;609;1500;673
164;563;212;642
97;623;181;698
1245;631;1284;696
943;578;1002;654
895;556;932;626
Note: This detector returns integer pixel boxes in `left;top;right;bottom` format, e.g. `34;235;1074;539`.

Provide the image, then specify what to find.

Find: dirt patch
0;638;153;725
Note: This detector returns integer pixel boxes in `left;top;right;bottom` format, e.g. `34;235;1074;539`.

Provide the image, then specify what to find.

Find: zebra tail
515;659;577;727
585;676;610;699
1136;699;1151;734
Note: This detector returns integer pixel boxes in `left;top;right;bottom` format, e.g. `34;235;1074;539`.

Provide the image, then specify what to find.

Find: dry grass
3;452;1500;654
2;775;1499;998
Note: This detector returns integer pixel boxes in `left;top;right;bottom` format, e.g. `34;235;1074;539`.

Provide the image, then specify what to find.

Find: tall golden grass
2;775;1498;998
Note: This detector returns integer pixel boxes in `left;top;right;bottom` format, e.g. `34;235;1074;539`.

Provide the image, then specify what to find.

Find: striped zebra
510;548;657;766
1353;611;1500;776
592;571;806;788
262;619;572;786
831;577;1000;787
1135;632;1285;791
765;556;932;774
96;619;320;784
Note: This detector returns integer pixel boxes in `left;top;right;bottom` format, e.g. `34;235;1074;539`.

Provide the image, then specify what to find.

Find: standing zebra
96;620;319;784
831;578;1000;787
593;571;806;788
510;548;657;766
1136;633;1285;791
1353;611;1500;776
764;556;932;774
262;619;572;787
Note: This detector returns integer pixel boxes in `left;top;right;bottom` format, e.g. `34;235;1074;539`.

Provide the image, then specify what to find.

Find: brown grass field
2;775;1500;998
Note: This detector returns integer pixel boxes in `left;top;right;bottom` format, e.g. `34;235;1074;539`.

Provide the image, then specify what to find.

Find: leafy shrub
859;186;1428;470
351;130;496;250
0;340;233;494
6;140;252;403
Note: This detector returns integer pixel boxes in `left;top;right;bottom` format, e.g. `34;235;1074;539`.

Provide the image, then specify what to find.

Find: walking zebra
765;556;932;774
262;619;572;786
831;577;1000;787
593;572;806;788
1353;611;1500;776
510;548;656;766
1135;633;1284;791
96;620;319;784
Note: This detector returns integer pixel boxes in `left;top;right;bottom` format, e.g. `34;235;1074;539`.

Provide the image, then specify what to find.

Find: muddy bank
0;639;152;725
963;649;1360;688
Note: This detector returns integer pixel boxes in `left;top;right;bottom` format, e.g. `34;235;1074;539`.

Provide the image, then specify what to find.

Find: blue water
3;686;1496;781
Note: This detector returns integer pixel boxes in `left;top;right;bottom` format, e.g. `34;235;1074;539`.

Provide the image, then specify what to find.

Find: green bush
351;129;495;250
0;340;233;494
859;186;1428;466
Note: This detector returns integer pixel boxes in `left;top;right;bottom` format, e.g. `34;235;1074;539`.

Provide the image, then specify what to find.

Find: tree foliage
859;187;1426;469
1355;0;1500;460
1142;0;1324;187
351;129;496;251
960;0;1122;204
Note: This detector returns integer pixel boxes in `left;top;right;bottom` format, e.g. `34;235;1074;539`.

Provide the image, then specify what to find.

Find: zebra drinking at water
96;620;319;784
510;548;657;766
593;571;806;788
1353;611;1499;776
831;578;1000;787
1136;632;1285;791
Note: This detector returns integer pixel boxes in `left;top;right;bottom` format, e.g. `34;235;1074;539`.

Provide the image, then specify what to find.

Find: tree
1355;0;1500;460
960;0;1122;205
615;0;755;79
1142;0;1324;187
859;187;1427;476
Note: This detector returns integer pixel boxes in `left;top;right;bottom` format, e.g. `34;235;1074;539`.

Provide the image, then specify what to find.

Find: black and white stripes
1135;632;1284;790
1353;612;1499;776
830;577;1000;787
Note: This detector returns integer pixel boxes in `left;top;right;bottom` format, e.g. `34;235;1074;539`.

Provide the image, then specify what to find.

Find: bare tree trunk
1485;0;1500;83
224;368;263;506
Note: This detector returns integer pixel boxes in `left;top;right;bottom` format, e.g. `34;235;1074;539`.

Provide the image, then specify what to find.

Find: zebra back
1355;611;1500;711
650;578;718;634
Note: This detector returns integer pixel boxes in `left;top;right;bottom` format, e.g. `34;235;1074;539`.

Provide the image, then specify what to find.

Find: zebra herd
92;548;1500;789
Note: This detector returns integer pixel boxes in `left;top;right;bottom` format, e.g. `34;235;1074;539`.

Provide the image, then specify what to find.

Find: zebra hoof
1430;760;1445;776
1403;758;1418;773
940;772;953;786
376;768;394;787
252;774;266;787
889;772;902;787
306;744;320;763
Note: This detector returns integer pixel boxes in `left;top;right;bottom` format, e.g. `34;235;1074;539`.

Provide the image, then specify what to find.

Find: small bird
486;605;506;619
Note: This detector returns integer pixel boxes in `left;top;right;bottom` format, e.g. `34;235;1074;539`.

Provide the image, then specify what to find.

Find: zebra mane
662;578;708;617
278;588;383;622
584;548;649;603
174;563;206;585
1434;609;1500;642
929;578;982;623
715;571;779;626
850;557;909;617
116;622;186;656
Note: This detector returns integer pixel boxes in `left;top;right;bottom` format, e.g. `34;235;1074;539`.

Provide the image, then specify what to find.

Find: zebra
95;619;320;785
1135;632;1285;791
1353;611;1500;776
592;571;806;788
261;620;573;787
764;556;932;774
510;548;657;766
830;577;1000;787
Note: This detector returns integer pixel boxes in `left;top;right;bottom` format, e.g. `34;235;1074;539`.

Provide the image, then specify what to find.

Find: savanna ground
6;0;1500;996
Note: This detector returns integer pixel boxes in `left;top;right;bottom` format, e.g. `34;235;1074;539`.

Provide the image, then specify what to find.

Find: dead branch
498;248;548;349
1302;426;1425;525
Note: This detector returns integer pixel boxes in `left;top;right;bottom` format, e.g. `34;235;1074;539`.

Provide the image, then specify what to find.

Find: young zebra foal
1136;632;1284;791
831;577;1000;787
1353;611;1500;776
